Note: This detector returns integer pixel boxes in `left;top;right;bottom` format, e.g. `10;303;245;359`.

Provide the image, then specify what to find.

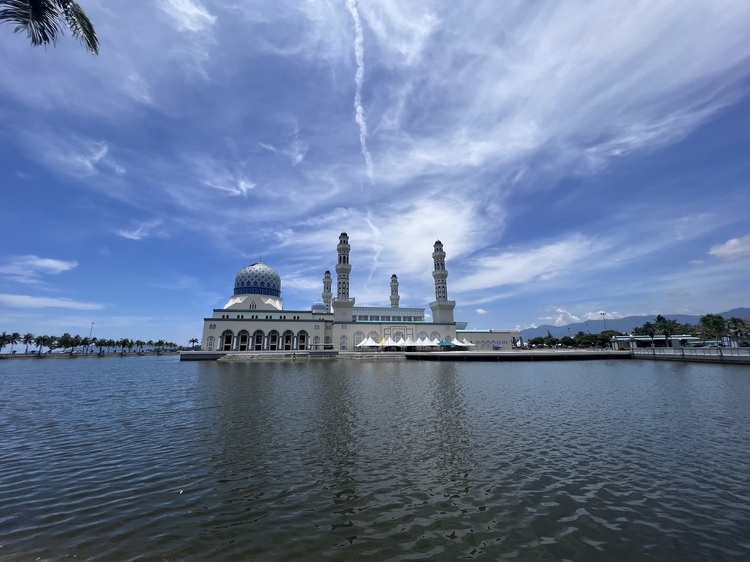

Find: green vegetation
526;312;749;349
0;0;98;54
0;331;180;356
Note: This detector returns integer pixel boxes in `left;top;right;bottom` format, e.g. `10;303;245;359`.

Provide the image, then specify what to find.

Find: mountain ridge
520;308;750;339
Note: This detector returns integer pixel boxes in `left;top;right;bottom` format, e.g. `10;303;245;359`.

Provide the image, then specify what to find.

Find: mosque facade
200;233;518;353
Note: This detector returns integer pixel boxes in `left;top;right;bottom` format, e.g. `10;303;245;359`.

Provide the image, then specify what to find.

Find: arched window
237;330;250;351
313;335;320;349
206;336;215;351
282;330;294;351
220;330;234;351
418;331;428;340
340;335;348;350
368;330;379;342
353;331;365;346
268;330;279;351
394;331;404;342
430;331;441;341
297;330;309;350
253;330;264;351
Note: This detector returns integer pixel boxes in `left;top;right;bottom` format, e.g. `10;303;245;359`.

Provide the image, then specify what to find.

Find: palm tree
727;317;747;338
0;0;99;54
22;332;34;354
8;332;21;354
188;338;199;349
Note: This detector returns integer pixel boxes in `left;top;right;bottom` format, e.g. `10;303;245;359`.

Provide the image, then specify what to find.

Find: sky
1;0;749;345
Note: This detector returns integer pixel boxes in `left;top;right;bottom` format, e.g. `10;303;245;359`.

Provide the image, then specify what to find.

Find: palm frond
0;0;98;54
59;0;98;54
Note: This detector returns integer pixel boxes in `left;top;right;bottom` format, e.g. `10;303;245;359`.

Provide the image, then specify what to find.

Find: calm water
1;356;749;561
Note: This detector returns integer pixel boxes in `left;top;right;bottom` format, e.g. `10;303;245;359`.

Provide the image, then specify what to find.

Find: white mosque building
198;233;518;355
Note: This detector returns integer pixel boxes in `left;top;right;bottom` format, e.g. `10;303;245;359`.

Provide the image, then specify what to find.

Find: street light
601;312;607;332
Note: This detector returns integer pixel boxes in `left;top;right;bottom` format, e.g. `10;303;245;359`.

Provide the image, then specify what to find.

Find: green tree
654;315;679;348
727;317;747;339
21;332;34;354
698;314;726;341
188;337;199;349
0;0;99;54
6;331;21;354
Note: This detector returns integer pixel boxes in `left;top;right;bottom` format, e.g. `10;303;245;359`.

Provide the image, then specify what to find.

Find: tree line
527;313;748;349
0;332;181;356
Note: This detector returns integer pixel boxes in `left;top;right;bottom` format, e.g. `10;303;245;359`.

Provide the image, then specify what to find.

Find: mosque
197;233;518;355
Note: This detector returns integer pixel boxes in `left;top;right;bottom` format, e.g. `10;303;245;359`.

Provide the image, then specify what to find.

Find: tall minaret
333;232;355;322
390;274;400;308
432;240;448;301
335;232;351;298
322;270;332;312
429;240;455;324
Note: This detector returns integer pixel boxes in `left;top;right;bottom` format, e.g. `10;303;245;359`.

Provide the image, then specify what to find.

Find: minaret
322;270;332;312
333;232;355;322
390;274;400;308
429;240;455;324
335;232;351;298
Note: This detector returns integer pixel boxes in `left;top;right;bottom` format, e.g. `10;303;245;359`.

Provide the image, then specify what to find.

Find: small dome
311;302;328;312
233;262;281;297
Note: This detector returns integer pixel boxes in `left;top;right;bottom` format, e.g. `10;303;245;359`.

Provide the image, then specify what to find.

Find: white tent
384;337;399;347
451;338;468;347
356;337;380;348
402;337;417;347
462;338;477;347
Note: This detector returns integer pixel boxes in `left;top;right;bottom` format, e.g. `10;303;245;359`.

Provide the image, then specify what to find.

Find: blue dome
311;302;328;312
233;262;281;297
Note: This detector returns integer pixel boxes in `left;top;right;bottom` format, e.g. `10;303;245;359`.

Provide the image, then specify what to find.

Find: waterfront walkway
632;347;750;365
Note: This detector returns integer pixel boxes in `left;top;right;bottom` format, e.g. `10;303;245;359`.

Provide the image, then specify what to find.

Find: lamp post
88;322;94;354
600;312;607;332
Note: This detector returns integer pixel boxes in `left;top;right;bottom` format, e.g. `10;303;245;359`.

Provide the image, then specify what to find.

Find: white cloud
475;308;487;314
346;0;374;180
117;220;165;241
0;256;78;284
709;235;750;260
0;294;103;310
539;307;581;326
160;0;216;32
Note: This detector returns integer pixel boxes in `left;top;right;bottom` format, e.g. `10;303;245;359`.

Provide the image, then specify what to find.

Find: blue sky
1;0;749;345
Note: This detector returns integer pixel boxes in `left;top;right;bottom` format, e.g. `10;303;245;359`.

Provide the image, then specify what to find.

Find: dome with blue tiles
234;262;281;297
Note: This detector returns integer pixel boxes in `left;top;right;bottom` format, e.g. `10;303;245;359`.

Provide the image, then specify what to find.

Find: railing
632;347;750;361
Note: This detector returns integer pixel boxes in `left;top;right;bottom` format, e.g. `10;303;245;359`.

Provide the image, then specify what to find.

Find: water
1;356;749;560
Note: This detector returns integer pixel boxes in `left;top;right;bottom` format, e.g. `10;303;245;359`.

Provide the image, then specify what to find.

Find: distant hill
520;308;750;339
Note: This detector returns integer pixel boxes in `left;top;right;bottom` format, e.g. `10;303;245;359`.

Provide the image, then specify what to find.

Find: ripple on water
0;358;749;560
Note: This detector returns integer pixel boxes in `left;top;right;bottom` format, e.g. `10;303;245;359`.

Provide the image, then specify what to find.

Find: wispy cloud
117;220;165;241
160;0;216;32
0;294;103;310
346;0;374;180
0;256;78;285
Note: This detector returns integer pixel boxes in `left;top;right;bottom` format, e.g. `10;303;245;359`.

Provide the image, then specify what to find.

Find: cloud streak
346;0;374;180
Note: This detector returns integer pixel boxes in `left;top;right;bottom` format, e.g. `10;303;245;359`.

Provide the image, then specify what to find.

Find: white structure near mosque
200;233;518;353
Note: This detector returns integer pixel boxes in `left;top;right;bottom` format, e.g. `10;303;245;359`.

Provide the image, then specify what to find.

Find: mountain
520;308;750;339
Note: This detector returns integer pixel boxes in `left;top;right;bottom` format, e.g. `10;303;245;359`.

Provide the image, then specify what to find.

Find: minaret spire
390;274;400;308
429;240;455;324
322;270;332;312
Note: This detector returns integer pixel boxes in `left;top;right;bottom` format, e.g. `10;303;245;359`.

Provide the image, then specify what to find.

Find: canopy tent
402;337;417;347
451;338;469;347
356;337;380;348
462;338;477;347
438;337;455;347
416;337;438;347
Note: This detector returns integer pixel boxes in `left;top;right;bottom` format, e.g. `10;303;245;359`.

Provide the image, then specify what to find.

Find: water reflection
1;358;749;560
